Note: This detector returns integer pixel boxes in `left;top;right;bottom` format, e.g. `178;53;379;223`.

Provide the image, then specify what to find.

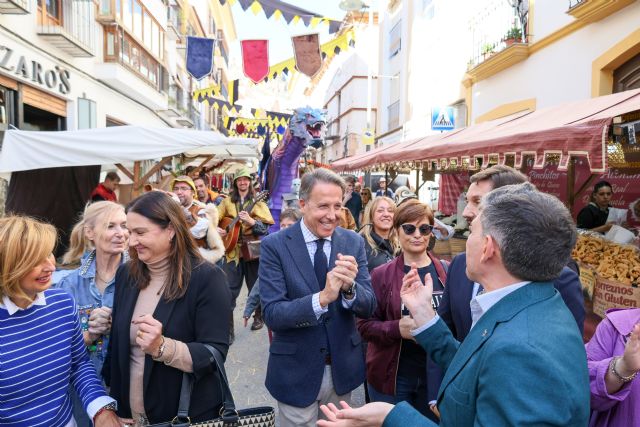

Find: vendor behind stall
577;181;614;233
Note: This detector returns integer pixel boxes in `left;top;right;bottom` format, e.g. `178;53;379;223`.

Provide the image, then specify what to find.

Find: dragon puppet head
289;107;327;149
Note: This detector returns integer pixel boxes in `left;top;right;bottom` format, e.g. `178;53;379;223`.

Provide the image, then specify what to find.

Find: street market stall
0;126;260;255
333;89;640;339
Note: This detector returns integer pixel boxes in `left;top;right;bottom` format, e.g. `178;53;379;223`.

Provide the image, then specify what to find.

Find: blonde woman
0;216;122;426
57;201;129;426
359;196;399;272
360;187;373;225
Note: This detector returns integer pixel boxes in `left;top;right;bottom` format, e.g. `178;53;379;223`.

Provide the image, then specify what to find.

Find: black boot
251;305;264;331
229;313;235;345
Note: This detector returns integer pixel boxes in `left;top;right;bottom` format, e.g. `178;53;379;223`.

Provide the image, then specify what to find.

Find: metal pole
366;5;373;130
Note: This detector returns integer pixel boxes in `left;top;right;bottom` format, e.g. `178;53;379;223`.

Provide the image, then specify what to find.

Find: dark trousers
395;367;438;422
222;258;260;310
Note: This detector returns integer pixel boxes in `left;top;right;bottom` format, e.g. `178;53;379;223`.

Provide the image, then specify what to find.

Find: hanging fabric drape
241;40;270;83
292;33;322;78
186;36;215;80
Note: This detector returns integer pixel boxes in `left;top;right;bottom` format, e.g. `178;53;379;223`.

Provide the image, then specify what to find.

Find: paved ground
226;286;365;425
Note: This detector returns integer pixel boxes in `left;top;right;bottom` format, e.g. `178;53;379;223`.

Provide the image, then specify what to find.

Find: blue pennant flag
186;36;214;80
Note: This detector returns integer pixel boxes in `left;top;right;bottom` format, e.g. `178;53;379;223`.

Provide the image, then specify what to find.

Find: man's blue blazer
259;222;376;407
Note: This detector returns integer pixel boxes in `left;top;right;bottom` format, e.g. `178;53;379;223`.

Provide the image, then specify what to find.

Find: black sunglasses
400;223;433;236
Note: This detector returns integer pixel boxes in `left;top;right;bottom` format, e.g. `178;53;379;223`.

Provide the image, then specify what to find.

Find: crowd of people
0;164;638;427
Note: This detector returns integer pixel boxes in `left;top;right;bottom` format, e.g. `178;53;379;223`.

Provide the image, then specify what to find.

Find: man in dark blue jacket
438;165;585;341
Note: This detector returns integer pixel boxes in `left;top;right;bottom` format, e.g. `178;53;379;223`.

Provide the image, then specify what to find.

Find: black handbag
150;345;275;427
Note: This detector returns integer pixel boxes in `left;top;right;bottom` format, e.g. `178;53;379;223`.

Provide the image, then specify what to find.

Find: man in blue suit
259;168;376;427
439;165;584;342
318;183;590;426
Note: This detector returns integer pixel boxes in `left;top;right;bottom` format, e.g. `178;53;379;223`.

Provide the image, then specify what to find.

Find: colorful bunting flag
292;33;322;78
222;0;342;34
228;79;239;105
186;36;215;80
241;40;270;84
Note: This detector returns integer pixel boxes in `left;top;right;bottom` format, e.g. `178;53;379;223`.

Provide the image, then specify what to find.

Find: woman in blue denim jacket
56;201;129;426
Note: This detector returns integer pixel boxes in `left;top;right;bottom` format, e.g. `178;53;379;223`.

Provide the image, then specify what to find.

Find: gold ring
137;330;143;337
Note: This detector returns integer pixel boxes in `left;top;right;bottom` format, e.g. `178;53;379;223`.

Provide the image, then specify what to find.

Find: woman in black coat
103;191;231;424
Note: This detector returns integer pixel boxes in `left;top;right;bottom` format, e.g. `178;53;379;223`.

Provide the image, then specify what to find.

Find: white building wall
0;0;170;129
471;3;640;122
531;0;574;42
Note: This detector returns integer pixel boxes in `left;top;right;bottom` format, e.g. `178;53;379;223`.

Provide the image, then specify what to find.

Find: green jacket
383;282;589;427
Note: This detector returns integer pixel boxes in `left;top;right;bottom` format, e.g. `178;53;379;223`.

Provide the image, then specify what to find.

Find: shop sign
0;45;71;95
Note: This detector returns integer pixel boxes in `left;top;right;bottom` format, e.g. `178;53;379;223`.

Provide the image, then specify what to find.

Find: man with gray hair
438;165;584;343
259;168;376;427
318;183;590;426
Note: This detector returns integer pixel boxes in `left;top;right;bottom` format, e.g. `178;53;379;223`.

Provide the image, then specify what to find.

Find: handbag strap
174;344;238;424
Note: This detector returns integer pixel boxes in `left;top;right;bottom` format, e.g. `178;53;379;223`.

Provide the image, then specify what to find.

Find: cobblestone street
226;286;365;426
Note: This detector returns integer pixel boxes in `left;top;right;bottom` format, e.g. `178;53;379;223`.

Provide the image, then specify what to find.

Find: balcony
96;26;167;109
0;0;30;14
466;0;529;80
567;0;635;23
37;0;95;57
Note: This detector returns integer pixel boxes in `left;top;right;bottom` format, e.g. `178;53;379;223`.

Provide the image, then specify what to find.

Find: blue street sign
431;107;455;131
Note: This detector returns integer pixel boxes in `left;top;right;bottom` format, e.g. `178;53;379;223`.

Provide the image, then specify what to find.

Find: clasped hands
319;254;358;307
85;306;112;344
315;263;438;427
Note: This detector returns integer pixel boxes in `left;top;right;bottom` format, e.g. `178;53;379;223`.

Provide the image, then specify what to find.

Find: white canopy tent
0;126;260;173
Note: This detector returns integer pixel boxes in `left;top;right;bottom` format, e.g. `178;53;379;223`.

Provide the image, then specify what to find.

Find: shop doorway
22;104;65;131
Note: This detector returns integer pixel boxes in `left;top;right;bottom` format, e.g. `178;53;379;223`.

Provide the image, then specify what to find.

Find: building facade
0;0;236;213
464;0;640;123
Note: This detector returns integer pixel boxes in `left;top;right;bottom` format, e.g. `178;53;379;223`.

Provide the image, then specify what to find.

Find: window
45;0;60;20
143;12;152;47
123;0;132;30
152;22;160;58
133;0;143;41
115;0;121;19
388;101;400;129
389;21;401;58
423;0;435;19
78;98;97;130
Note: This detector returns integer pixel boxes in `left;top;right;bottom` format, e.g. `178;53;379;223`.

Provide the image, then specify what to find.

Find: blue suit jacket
259;223;376;407
438;253;585;340
383;283;590;426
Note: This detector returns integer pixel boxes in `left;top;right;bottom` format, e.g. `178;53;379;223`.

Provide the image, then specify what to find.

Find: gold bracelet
610;356;638;383
154;336;166;360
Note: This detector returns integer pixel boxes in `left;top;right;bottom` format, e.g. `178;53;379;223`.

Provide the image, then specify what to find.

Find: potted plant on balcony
481;43;495;60
504;26;523;47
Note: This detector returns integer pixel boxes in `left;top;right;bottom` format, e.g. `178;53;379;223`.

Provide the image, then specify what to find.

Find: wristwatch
342;282;356;299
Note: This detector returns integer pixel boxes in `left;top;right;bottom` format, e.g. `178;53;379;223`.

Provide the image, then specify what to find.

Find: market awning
0;126;260;173
333;88;640;173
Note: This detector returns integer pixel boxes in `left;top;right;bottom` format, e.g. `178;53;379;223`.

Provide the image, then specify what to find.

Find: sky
229;1;350;65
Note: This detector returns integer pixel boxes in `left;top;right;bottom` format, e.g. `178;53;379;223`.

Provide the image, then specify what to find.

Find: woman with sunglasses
357;199;447;421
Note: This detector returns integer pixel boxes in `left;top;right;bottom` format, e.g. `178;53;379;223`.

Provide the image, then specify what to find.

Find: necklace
95;270;115;283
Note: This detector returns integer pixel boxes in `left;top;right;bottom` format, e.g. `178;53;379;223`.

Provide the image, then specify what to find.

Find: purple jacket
586;307;640;427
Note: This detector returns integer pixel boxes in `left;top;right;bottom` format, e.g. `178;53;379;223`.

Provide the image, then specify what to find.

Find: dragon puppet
262;107;326;232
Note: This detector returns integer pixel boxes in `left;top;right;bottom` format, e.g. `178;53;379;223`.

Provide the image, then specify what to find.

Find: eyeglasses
400;223;433;236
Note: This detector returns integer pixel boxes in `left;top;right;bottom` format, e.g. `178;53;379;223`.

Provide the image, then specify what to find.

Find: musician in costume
217;168;274;342
171;176;225;264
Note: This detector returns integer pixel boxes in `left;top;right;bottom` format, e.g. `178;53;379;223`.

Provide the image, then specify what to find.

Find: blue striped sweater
0;288;110;426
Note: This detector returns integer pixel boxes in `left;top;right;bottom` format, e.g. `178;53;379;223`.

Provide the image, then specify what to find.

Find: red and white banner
241;40;269;84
